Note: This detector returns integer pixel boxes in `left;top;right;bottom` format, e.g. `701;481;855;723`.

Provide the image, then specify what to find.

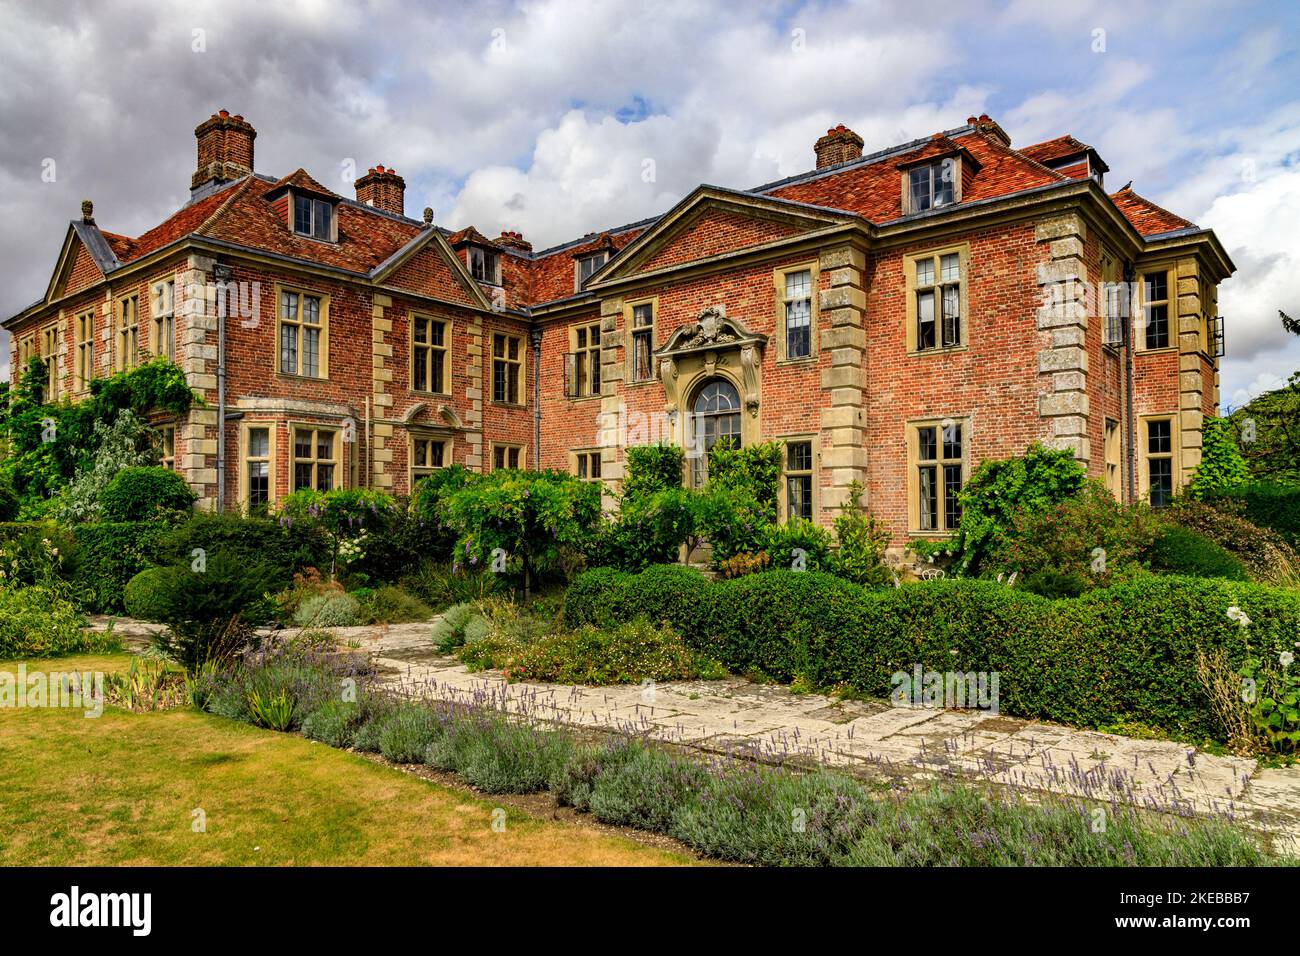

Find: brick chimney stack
814;124;864;169
496;229;532;253
192;110;256;193
967;113;1012;147
354;165;406;216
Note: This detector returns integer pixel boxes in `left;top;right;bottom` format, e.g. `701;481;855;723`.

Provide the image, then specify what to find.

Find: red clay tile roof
68;121;1200;312
1109;186;1196;236
1020;135;1092;166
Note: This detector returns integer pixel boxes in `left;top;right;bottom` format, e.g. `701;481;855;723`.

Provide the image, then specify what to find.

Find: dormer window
469;246;499;284
293;193;334;241
576;250;609;290
907;160;956;213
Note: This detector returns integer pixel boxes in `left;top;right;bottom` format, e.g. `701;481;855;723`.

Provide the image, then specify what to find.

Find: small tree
275;487;398;579
440;469;601;595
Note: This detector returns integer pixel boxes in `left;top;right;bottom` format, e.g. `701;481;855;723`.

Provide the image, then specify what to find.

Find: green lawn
0;654;694;866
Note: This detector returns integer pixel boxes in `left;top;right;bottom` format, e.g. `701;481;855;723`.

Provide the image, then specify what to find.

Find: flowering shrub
274;487;398;578
0;585;104;658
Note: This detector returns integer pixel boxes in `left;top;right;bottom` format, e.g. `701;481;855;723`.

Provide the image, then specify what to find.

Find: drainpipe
530;325;542;468
213;262;232;512
1123;259;1137;506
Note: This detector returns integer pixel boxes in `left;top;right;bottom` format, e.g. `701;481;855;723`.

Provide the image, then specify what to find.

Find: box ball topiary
123;566;175;622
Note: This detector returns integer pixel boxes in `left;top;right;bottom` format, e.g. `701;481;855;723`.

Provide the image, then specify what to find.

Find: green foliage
398;559;500;610
1229;370;1300;481
565;566;1300;743
425;716;574;794
988;481;1159;588
0;522;79;592
52;410;160;523
620;444;684;506
1189;416;1251;499
355;585;432;624
1203;480;1300;550
761;519;833;572
70;521;171;613
1241;653;1300;753
0;357;196;518
293;591;362;628
149;512;330;593
147;551;277;674
123;567;174;622
1018;569;1092;599
301;700;363;748
588;742;708;832
1146;525;1250;581
913;443;1088;574
0;474;18;522
377;703;446;763
98;466;196;521
474;617;725;685
439;469;602;588
591;486;696;571
705;439;783;524
431;602;488;653
692;484;767;563
0;585;109;658
275;486;398;577
826;481;894;587
1164;498;1300;585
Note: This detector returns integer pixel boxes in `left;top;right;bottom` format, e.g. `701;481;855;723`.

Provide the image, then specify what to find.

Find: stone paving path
94;615;1300;854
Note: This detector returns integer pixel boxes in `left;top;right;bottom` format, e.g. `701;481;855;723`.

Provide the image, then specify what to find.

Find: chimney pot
497;229;532;253
814;124;865;169
354;165;406;215
191;110;256;194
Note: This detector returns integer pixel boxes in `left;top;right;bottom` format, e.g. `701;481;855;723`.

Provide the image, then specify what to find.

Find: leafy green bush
1146;525;1249;581
590;486;696;571
1019;569;1092;599
54;410;162;523
692;484;768;563
123;567;174;622
762;519;832;572
70;521;171;613
0;522;79;591
274;487;399;577
704;439;783;524
1164;498;1300;585
565;566;1300;742
488;618;724;684
293;591;362;628
826;481;893;587
0;585;110;658
398;560;500;610
0;475;18;522
98;466;197;521
356;585;432;624
1203;480;1300;550
149;513;330;593
1189;416;1251;499
914;443;1088;574
620;444;685;506
988;481;1158;587
301;700;362;748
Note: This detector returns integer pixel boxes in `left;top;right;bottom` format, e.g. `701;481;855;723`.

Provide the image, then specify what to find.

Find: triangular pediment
372;228;493;310
589;186;855;285
47;221;121;302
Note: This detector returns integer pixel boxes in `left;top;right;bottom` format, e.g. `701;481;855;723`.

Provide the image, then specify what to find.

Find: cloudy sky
2;0;1297;404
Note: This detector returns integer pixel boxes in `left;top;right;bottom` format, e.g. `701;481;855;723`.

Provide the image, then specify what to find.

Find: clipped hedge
99;466;197;521
70;521;170;613
147;513;330;591
1145;525;1249;581
565;566;1300;742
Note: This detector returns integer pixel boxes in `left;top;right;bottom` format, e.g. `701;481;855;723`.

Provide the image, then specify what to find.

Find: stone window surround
490;441;526;471
777;432;819;523
906;414;970;535
274;282;331;379
237;419;278;509
903;242;970;355
409;430;454;489
772;259;820;364
409;311;452;398
1138;412;1181;506
622;295;659;385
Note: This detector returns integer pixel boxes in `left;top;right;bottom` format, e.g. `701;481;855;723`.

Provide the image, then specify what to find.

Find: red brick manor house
5;109;1231;547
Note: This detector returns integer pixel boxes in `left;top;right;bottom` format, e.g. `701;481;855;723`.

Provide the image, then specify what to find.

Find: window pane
935;169;954;207
294;195;312;235
1146;272;1167;302
785;270;811;300
918;426;937;462
942;422;962;460
413;344;428;391
788;441;812;472
249;428;269;458
294;431;312;458
302;326;320;377
1145;304;1168;349
940;253;960;283
1150;459;1172;508
941;285;960;347
943;464;963;527
317;464;335;492
414;441;427;467
634;304;653;328
919;465;937;529
280;323;298;375
1147;420;1171;454
317;432;333;460
915;258;935;288
430;441;444;468
302;296;320;325
577;454;588;479
294;463;313;491
910;167;931;212
493;361;507;402
430;350;444;393
313;200;332;240
590;455;601;479
917;290;936;350
413;318;427;344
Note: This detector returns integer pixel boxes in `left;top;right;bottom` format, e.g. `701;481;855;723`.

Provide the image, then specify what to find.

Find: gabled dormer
264;170;341;243
447;226;502;286
897;136;981;215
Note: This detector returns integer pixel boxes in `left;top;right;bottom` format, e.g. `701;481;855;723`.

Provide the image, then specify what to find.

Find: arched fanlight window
689;377;741;486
